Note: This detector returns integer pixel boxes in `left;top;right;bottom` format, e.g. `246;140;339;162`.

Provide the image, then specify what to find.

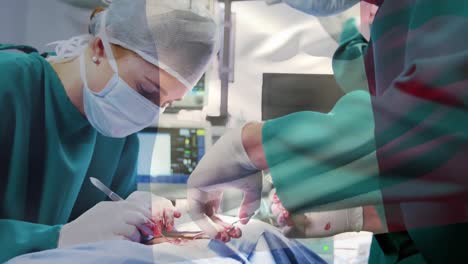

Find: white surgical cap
52;0;219;89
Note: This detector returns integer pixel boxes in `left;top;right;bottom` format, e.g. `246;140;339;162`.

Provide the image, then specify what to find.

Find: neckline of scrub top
37;53;93;136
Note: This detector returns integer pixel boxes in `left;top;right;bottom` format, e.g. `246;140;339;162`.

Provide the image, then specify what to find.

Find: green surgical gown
0;47;139;262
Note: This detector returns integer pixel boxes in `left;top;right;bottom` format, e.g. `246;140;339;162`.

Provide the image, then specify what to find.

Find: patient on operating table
7;216;326;264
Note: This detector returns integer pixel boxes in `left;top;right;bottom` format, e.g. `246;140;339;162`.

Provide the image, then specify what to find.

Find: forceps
225;210;260;233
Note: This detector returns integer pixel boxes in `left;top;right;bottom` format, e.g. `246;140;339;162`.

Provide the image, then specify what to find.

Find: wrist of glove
301;207;363;237
279;208;363;238
270;190;363;238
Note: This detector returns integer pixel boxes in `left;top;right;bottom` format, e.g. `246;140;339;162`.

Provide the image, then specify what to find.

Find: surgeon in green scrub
188;0;468;263
268;15;389;239
0;0;217;262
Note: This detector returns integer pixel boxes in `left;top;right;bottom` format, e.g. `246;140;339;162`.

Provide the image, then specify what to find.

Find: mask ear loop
79;53;90;90
98;10;119;74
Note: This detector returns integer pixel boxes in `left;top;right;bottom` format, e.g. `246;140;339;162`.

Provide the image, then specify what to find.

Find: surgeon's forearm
242;122;268;170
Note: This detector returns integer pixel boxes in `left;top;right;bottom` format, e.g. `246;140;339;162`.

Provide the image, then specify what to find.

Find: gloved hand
59;192;181;248
270;190;363;238
126;191;181;235
58;200;154;248
187;124;262;242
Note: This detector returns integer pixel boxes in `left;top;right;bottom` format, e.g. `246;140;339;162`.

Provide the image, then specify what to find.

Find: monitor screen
262;73;344;120
137;127;206;184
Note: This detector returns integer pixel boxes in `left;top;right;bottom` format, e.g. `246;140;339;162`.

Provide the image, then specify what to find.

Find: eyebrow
145;76;168;96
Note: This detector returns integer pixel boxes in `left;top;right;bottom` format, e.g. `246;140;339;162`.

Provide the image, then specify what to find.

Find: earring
92;56;99;64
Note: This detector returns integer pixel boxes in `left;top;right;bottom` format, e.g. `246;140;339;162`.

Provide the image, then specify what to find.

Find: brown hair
90;7;106;21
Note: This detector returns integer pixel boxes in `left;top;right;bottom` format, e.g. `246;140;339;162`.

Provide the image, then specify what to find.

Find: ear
89;37;106;60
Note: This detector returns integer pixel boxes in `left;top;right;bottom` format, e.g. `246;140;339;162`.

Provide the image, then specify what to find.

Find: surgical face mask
80;11;162;138
80;53;162;138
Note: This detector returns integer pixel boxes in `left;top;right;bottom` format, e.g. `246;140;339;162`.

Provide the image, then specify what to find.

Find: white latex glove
187;125;262;242
126;191;181;235
58;200;154;248
270;190;363;238
279;208;363;238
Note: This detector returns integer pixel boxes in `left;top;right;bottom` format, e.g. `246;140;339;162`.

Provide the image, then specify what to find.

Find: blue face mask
266;0;358;16
80;53;162;138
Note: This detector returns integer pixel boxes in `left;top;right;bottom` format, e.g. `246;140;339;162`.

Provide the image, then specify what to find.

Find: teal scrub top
0;46;139;262
263;1;468;263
